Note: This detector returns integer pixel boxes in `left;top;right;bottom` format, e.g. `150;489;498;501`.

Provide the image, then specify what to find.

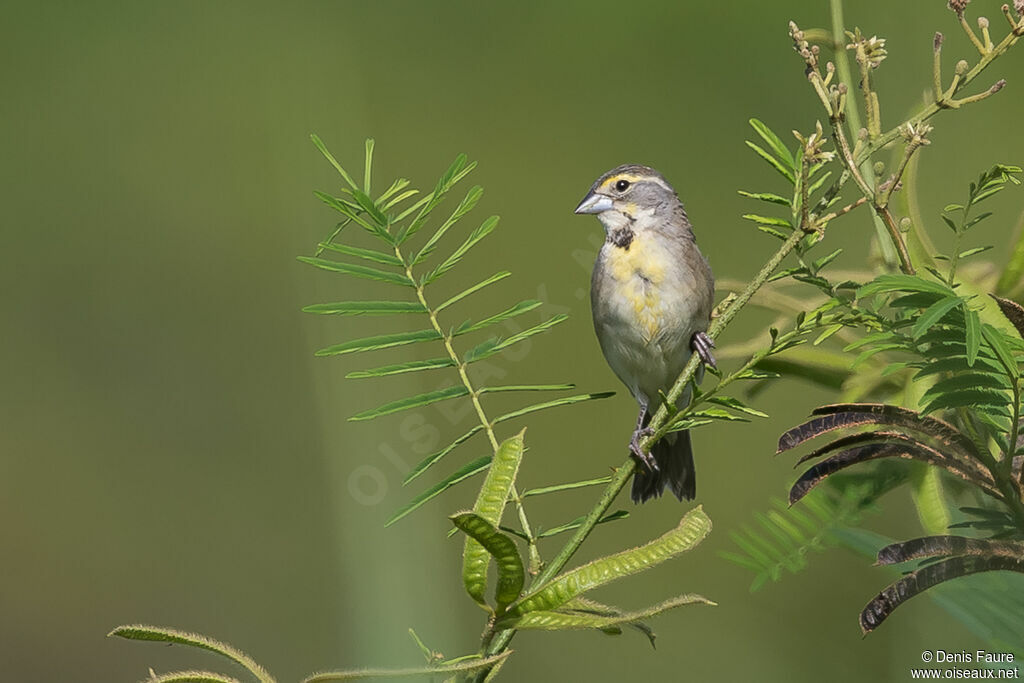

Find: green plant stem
396;246;543;574
1003;379;1022;480
828;0;902;272
829;0;862;139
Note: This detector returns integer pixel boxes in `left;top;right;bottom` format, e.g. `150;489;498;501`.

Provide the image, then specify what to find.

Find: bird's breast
599;231;673;342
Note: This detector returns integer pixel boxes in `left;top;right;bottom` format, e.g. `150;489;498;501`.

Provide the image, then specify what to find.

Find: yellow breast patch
605;232;667;342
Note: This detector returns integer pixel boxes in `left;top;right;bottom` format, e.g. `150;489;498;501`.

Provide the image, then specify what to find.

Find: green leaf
921;374;1011;406
806;169;834;198
688;407;749;422
412;185;484;264
464;315;568;363
301;651;511;682
742;214;792;228
302;301;425;316
959;246;994;260
922;389;1011;416
346;357;455;379
536;510;630;538
310;134;358;190
363;138;374;194
452;511;525;613
460;431;526;610
706;395;769;418
749;118;796;170
436;271;512;312
492;392;615;424
349;386;469;421
423;216;500;285
521;476;613;498
890;292;945;309
813;249;843;271
738;190;791;206
857;275;956;299
964;213;994;231
316;242;403;266
350;188;388;229
391;195;432;224
314;190;389;238
813;323;844;345
458;300;543;334
497;593;713;632
108;625;273;683
972;187;1005;204
478;383;574;394
397;154;477;243
913;355;1005;378
315;329;441;356
404;426;484;484
509;506;712;616
376;177;410;205
734;368;781;381
381;188;419;212
911;296;963;339
297;257;413;286
386;455;491;527
982;323;1021;378
965;308;982;366
745;141;795;184
756;225;789;240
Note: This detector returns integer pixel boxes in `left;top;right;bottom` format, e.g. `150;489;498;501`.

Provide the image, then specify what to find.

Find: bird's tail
631;429;696;503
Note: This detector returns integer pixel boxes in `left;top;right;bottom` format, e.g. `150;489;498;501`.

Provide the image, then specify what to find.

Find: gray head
574;164;683;233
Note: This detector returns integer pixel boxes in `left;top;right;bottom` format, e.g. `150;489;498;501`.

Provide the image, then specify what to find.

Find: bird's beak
574;192;614;215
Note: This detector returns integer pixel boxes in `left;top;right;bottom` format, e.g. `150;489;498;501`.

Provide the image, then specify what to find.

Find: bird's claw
692;331;716;369
629;426;659;473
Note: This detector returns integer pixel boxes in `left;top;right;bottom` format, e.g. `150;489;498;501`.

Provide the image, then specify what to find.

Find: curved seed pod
460;431;525;610
991;294;1024;338
108;625;274;683
496;594;714;633
301;651;512;682
559;596;656;647
789;442;1000;505
509;506;712;617
472;430;525;524
860;554;1024;634
778;403;980;460
145;673;242;683
451;512;524;613
793;431;993;485
876;535;1024;565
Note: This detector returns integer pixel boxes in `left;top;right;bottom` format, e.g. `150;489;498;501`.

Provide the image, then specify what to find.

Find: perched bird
575;164;716;503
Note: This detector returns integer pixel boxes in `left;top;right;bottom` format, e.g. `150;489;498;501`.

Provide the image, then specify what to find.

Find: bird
575;164;716;503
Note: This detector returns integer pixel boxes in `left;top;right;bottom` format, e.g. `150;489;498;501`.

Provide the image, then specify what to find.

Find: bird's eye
615;179;630;192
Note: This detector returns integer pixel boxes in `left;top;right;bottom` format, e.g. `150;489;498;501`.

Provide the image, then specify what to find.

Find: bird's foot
692;331;716;369
629;426;659;473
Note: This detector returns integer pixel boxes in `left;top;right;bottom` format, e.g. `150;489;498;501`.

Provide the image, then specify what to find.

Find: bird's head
574;164;679;233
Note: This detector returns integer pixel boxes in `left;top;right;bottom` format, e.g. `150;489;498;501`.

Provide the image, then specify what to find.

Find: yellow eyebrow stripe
600;173;646;191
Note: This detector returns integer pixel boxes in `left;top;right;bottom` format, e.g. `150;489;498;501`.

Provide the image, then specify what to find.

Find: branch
396;245;544;574
478;200;812;676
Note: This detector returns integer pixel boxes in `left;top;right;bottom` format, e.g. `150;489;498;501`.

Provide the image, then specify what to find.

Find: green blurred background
4;1;1024;681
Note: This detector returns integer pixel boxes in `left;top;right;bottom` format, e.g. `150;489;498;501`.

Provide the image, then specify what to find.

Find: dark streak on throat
610;227;634;250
